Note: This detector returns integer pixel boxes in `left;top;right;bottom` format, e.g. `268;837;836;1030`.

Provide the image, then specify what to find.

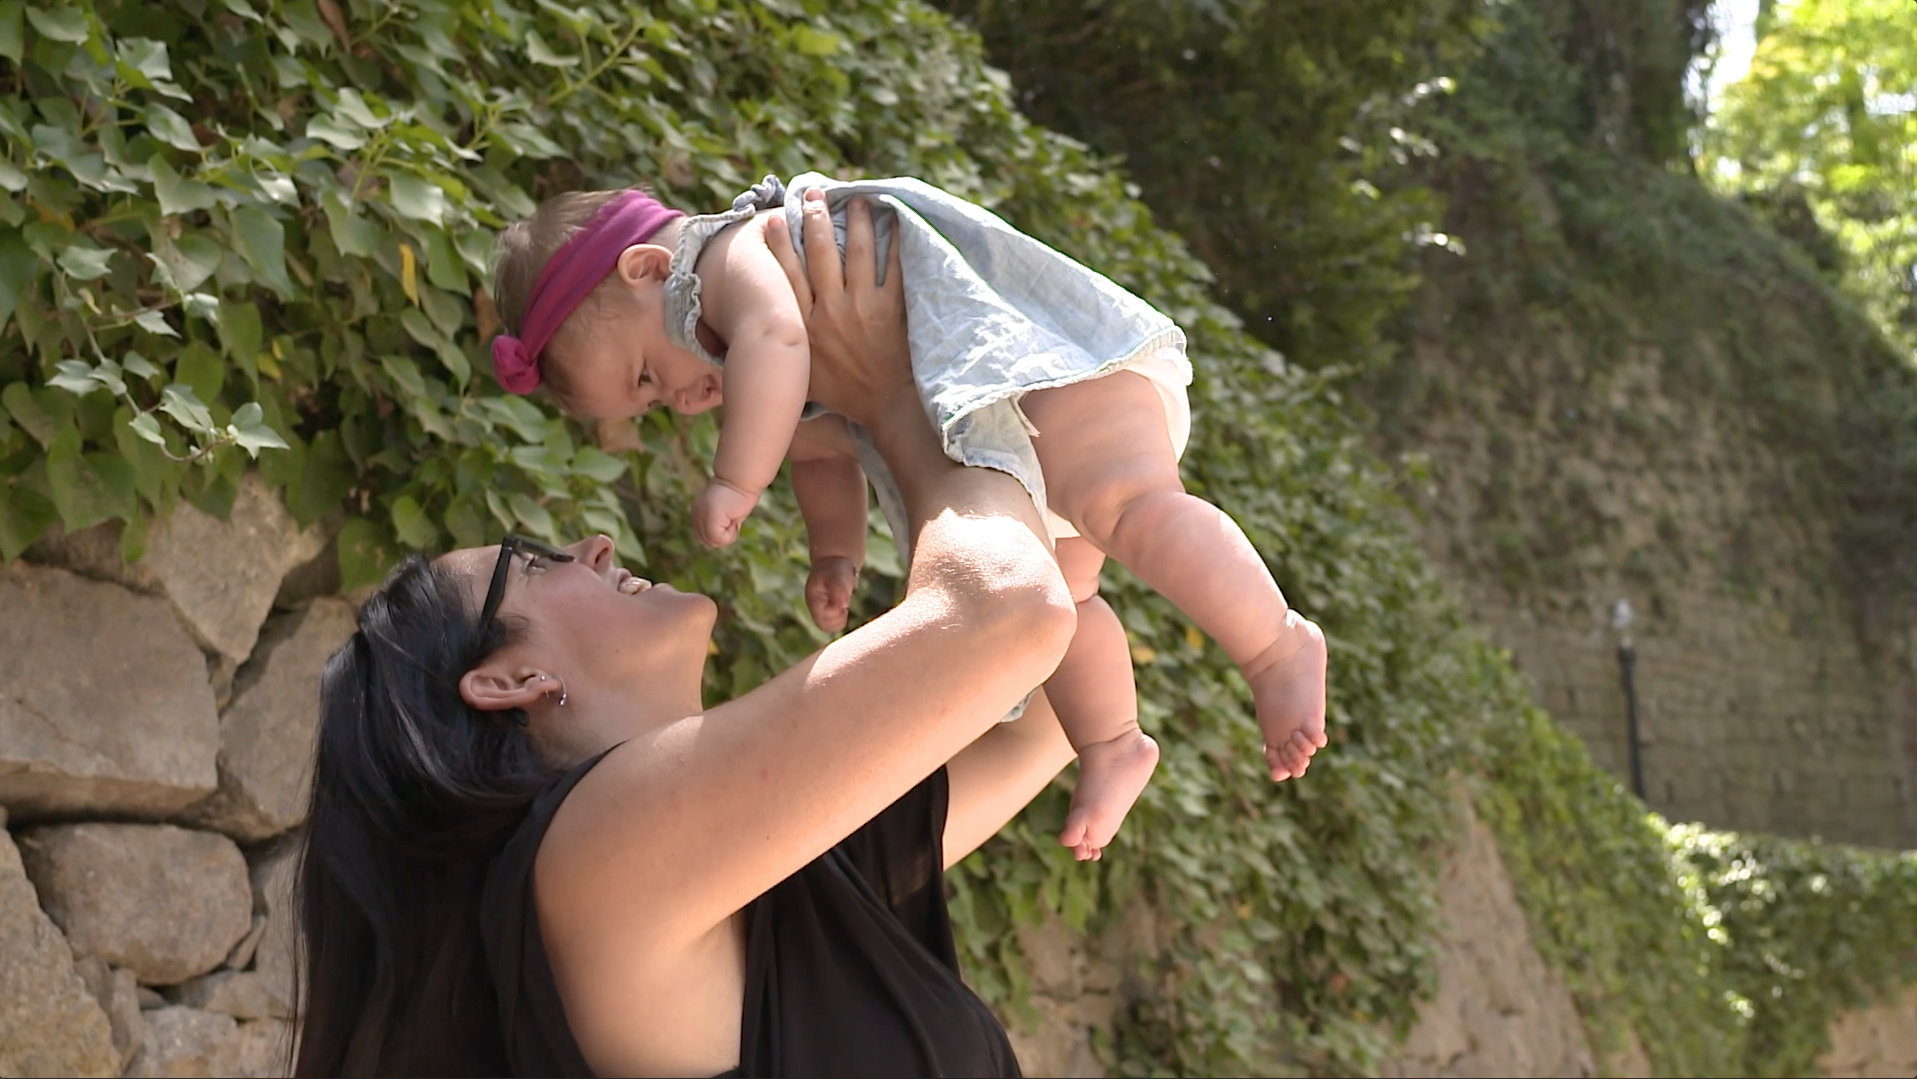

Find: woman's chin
666;585;721;627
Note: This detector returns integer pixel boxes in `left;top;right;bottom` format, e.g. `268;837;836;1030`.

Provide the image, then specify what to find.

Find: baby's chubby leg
1047;538;1158;862
1023;372;1328;781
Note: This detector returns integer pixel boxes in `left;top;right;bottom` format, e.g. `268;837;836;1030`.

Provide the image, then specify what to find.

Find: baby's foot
1058;729;1159;862
1240;610;1328;782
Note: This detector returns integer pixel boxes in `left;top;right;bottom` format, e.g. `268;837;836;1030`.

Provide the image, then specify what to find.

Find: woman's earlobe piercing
540;674;569;708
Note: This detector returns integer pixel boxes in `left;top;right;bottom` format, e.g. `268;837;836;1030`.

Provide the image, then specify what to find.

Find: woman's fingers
765;213;814;315
842;197;876;294
880;214;903;302
800;189;843;302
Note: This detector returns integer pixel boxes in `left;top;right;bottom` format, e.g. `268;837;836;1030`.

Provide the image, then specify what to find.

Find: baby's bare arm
790;417;868;568
698;221;814;499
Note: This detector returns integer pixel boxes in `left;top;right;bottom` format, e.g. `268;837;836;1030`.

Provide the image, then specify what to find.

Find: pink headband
490;190;685;394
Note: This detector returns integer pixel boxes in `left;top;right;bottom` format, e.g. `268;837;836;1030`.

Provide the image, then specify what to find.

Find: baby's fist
805;556;861;633
693;479;760;547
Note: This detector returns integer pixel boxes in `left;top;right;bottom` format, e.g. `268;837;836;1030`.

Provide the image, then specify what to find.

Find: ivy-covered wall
0;1;1487;1073
3;1;1915;1077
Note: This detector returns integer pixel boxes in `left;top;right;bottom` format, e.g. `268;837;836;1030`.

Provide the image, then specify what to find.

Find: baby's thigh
1054;536;1107;604
1022;371;1183;528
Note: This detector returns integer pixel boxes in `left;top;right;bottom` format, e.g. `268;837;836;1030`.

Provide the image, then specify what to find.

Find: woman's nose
566;534;617;570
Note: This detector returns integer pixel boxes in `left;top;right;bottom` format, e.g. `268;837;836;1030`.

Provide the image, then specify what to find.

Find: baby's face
558;287;723;421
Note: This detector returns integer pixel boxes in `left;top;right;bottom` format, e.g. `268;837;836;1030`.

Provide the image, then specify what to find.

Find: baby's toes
1264;742;1296;781
1266;734;1315;781
1286;732;1320;776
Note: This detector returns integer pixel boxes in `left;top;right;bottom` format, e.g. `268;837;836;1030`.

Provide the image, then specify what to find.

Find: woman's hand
764;190;913;431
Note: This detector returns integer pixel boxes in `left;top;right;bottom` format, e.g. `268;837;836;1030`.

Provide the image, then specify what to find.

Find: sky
1700;0;1763;107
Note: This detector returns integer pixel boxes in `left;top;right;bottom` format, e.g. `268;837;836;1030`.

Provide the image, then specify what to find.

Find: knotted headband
490;190;685;394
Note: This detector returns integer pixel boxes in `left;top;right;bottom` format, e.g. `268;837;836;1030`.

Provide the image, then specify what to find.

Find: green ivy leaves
0;1;1480;1072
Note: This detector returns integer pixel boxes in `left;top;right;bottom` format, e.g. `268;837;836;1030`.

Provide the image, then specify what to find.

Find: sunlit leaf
388;174;448;225
389;494;435;547
525;29;580;67
158;384;216;434
115;37;172;85
149;155;218;216
23;4;89;44
56;243;114;281
230;205;295;296
306;113;366;150
47;360;100;396
133;309;178;338
143;104;202;152
128;410;167;446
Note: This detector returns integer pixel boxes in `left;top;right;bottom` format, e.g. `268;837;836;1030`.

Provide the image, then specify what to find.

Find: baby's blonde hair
490;187;645;403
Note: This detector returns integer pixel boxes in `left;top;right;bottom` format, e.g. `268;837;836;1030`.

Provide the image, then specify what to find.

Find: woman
293;196;1083;1077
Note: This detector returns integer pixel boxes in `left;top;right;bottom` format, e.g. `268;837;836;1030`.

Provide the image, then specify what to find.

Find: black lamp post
1611;597;1645;800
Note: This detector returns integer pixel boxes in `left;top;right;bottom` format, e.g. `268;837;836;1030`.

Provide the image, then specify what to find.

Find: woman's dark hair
292;554;564;1076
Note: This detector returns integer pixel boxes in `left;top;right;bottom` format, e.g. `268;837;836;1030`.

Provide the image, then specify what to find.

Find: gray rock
171;969;286;1020
74;955;145;1069
0;564;221;820
26;472;332;667
19;823;252;986
123;1005;240;1078
123;992;293;1075
137;985;166;1009
1379;789;1597;1079
249;844;300;1018
184;599;357;841
22;519;162;590
233;1017;293;1078
142;472;332;666
0;828;120;1078
225;912;268;971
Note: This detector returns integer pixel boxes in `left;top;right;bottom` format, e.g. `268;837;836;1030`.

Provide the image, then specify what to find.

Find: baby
489;175;1328;860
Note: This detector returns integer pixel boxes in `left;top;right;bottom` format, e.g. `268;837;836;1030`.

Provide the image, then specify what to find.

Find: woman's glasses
475;535;575;645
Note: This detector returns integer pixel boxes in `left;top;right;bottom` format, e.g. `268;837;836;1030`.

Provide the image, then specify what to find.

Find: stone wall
0;474;346;1078
1368;316;1917;848
1821;983;1917;1079
999;785;1906;1079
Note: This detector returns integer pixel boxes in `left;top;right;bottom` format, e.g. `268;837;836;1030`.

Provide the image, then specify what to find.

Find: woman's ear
616;243;672;285
459;663;551;714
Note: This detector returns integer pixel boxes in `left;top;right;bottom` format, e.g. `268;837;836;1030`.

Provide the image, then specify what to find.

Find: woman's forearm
864;403;1070;659
865;402;1049;549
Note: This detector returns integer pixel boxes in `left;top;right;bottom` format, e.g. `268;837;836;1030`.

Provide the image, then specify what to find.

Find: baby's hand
805;556;861;633
693;479;761;547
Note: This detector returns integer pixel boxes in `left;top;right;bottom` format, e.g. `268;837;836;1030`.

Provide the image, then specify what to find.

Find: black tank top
478;749;1021;1078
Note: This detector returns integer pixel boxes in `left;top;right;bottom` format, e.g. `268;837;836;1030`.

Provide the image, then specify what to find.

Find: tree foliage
932;0;1487;371
1703;0;1917;363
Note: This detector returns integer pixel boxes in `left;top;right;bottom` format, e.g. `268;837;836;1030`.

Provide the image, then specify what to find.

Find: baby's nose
677;377;721;414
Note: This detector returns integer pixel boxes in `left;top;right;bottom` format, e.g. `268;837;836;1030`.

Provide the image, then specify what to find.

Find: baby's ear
616;243;673;285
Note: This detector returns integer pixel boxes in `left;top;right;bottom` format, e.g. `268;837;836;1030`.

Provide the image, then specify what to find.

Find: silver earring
541;674;568;708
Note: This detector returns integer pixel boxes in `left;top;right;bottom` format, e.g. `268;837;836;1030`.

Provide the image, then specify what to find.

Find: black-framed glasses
475;535;575;646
